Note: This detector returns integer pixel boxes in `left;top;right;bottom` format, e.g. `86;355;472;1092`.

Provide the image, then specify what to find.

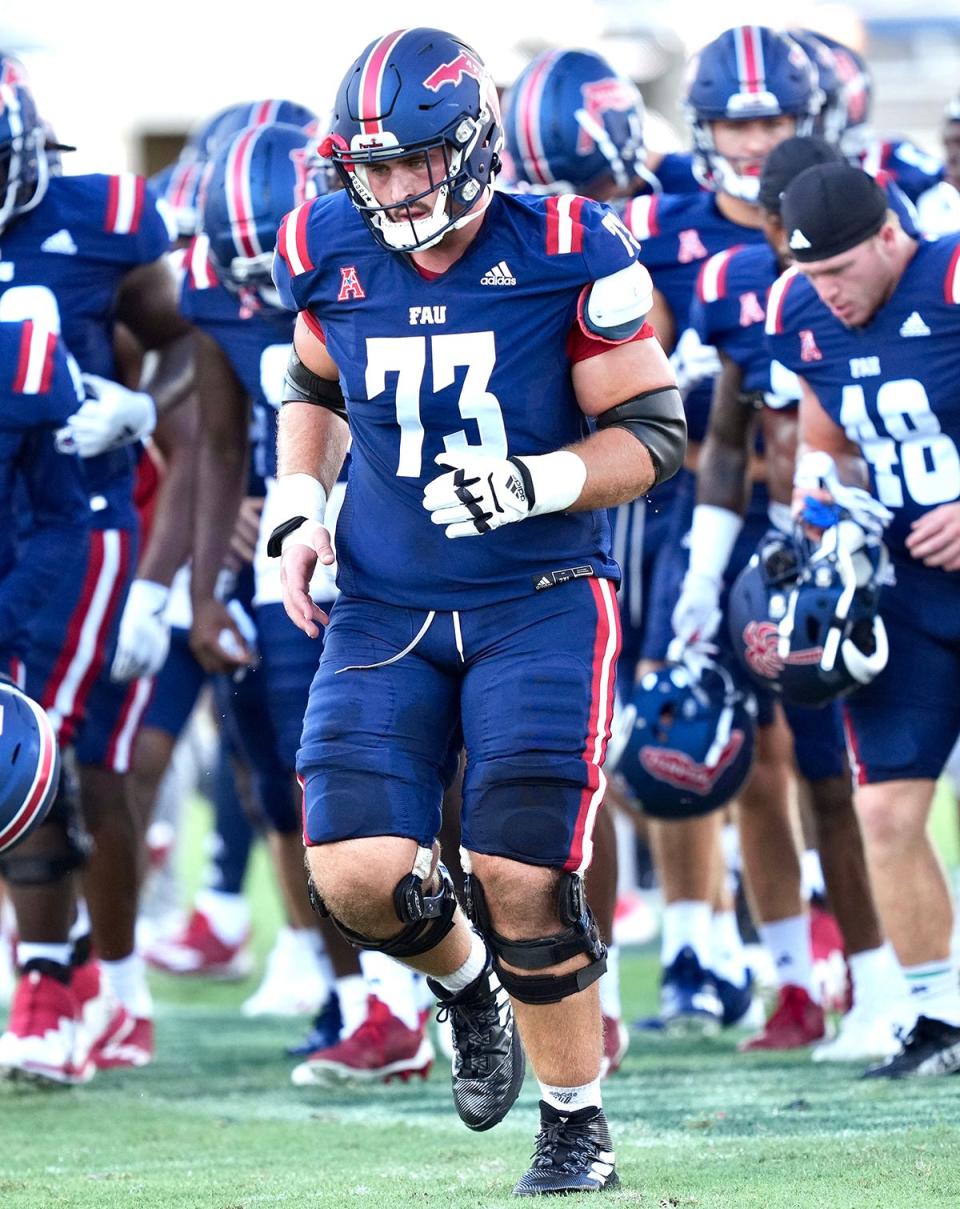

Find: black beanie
758;136;842;214
780;162;888;262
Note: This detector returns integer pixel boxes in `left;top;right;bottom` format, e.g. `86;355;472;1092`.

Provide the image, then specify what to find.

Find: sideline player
767;162;960;1075
673;137;906;1060
272;27;684;1196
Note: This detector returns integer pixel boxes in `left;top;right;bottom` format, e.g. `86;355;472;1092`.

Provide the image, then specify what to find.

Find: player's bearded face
711;116;796;182
364;148;449;223
799;235;895;327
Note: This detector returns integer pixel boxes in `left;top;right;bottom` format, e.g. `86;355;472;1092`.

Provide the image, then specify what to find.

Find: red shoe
94;1016;154;1069
144;909;253;979
600;1015;629;1078
738;984;826;1051
291;995;434;1085
71;959;131;1057
0;969;95;1084
810;905;851;1014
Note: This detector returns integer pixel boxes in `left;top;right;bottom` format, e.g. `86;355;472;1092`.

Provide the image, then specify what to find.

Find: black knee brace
307;861;459;960
464;870;607;1005
0;758;91;886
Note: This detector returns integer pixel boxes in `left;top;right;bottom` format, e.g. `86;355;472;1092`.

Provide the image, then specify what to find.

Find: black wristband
266;515;308;558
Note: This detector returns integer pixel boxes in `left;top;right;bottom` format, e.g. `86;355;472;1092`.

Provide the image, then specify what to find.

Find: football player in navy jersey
618;27;831;1046
672;137;906;1062
767;162;960;1076
0;77;193;1082
271;27;684;1197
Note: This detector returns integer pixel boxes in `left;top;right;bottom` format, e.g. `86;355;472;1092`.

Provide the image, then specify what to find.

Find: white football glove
670;327;721;397
55;373;157;458
110;579;171;683
422;450;586;539
671;569;723;648
794;451;893;536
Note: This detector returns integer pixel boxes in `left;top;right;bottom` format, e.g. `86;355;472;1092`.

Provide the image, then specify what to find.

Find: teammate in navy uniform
673;137;903;1062
619;27;827;1046
0;77;190;1081
271;28;684;1197
767;162;960;1076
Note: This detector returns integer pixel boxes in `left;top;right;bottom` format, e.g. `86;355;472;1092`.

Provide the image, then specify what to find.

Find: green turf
3;794;960;1208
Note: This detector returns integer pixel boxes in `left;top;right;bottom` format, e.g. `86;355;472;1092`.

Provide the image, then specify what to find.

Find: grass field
3;794;960;1209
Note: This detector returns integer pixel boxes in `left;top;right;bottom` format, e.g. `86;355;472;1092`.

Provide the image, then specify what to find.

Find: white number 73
365;331;507;477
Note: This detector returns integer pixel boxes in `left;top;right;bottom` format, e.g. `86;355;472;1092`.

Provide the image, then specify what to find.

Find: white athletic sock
432;930;487;995
102;953;153;1018
17;941;73;971
539;1077;602;1115
800;849;826;901
598;944;622;1019
660;900;712;969
69;899;91;944
336;974;370;1037
902;959;960;1027
848;943;905;1010
302;927;335;986
195;889;250;946
758;914;816;998
360;951;421;1030
711;910;748;985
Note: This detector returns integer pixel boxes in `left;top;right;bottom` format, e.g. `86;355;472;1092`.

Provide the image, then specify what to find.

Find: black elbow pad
596;386;687;486
283;349;347;422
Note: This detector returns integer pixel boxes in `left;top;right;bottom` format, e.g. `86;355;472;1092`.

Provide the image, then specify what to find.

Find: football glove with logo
55;374;156;458
110;579;171;683
422;450;586;538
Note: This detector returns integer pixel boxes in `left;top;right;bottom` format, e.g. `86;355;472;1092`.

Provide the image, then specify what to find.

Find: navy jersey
273;189;645;610
0;173;174;528
179;235;293;483
692;242;801;409
766;236;960;569
0;321;90;662
859;137;943;204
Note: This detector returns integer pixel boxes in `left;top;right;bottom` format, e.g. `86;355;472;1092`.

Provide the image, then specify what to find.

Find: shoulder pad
276;200;317;277
623;195;660;242
765;266;803;335
9;321;59;394
696;246;743;304
104;173;148;235
584;261;653;339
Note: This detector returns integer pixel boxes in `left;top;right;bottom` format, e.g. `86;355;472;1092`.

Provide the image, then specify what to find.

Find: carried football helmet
684;26;821;201
320;27;503;251
727;526;810;690
0;682;60;854
775;521;889;707
201;122;326;306
503;49;653;194
0;81;50;233
617;651;757;820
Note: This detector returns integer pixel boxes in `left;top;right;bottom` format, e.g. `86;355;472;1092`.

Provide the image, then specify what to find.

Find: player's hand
229;496;264;567
423;452;533;538
189;597;256;675
906;502;960;571
671;570;723;647
55;374;157;458
792;451;892;537
279;521;333;638
110;579;171;683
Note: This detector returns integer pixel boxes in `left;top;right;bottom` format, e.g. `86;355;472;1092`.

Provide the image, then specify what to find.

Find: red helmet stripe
518;51;560;186
735;25;765;95
0;694;58;852
358;29;406;135
226;127;262;259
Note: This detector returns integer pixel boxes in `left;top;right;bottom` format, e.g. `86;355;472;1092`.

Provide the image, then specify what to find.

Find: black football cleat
428;958;525;1131
861;1014;960;1079
513;1101;618;1196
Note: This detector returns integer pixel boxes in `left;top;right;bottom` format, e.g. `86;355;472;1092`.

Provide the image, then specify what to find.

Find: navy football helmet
503;49;652;195
728;526;810;690
684;26;821;201
775;521;889;708
201;122;326;307
0;81;50;233
0;682;60;854
320;27;503;251
151;158;207;241
618;652;757;820
811;33;872;155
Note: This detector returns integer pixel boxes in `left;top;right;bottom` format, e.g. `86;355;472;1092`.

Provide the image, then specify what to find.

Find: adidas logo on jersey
899;310;931;337
40;228;77;255
789;228;812;251
480;260;516;286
